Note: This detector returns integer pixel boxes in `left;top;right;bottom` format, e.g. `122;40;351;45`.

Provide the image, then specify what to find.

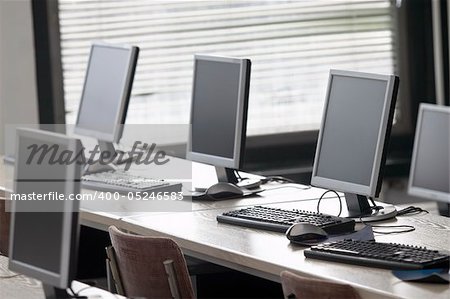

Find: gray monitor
408;104;450;205
74;42;138;156
311;69;399;221
186;55;251;185
9;128;83;298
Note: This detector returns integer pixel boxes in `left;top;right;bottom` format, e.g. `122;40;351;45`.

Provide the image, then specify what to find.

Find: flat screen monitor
408;104;450;204
74;43;138;144
9;128;82;297
311;69;399;221
186;55;251;185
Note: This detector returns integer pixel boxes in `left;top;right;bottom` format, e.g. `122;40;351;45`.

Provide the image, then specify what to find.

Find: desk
116;201;449;299
1;157;449;299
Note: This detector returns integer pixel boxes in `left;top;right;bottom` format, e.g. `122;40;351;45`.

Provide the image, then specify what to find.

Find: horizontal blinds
58;0;396;135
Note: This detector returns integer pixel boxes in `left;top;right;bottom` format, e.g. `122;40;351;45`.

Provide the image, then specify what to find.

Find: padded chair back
0;188;10;256
108;226;194;299
280;271;361;299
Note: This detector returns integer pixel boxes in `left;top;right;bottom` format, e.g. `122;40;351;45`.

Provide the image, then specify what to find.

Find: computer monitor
9;128;83;299
74;42;139;160
311;69;399;221
186;54;252;187
408;103;450;216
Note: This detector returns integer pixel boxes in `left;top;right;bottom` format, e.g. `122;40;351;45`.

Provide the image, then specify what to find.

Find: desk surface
1;157;450;299
117;201;450;299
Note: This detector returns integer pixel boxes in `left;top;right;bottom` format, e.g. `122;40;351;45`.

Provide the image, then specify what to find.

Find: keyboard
305;240;450;270
82;170;182;193
217;206;355;235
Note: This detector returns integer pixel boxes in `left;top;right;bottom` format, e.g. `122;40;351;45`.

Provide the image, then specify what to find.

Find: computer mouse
286;222;328;243
206;182;244;200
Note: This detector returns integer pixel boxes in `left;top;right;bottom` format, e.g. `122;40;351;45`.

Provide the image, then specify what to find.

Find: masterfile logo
26;141;170;171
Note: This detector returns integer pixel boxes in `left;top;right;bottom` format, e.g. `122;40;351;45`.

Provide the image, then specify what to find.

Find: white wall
0;0;39;156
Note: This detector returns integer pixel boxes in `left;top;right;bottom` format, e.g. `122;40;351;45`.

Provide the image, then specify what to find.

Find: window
59;0;396;136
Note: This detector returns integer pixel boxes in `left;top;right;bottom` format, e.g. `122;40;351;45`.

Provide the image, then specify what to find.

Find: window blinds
58;0;396;135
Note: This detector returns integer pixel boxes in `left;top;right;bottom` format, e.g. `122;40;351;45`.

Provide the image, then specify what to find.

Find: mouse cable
317;190;342;217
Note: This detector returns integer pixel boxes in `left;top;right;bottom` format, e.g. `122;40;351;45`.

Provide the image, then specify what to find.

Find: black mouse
206;182;244;200
286;223;328;243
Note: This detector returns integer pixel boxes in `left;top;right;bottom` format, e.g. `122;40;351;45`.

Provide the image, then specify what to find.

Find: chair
280;271;361;299
0;188;10;256
108;226;195;299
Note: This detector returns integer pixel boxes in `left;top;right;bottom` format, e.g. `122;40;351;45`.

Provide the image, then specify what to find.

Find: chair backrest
108;226;195;299
280;271;361;299
0;188;10;256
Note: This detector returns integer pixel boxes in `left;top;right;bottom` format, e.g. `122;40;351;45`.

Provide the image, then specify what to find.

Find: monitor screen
409;105;450;202
188;55;250;169
9;129;81;289
11;212;65;273
75;43;137;142
312;70;398;197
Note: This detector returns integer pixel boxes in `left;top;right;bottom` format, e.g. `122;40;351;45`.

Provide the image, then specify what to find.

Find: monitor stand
343;193;397;222
437;202;450;217
215;166;261;189
83;141;137;174
98;141;137;166
43;284;86;299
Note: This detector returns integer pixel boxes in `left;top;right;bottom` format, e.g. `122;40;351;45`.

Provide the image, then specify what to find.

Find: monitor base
344;202;397;222
43;284;87;299
83;160;116;175
236;178;262;190
437;202;450;217
215;167;262;189
343;193;397;222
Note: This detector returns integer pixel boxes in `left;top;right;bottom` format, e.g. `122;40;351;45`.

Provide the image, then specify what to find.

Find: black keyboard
305;240;450;270
217;206;355;235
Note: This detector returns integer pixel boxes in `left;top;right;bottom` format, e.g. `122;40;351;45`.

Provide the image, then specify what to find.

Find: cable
316;190;342;217
260;176;296;184
261;185;311;192
396;206;429;216
359;217;415;234
0;274;20;279
368;197;378;207
234;170;244;181
69;286;79;298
